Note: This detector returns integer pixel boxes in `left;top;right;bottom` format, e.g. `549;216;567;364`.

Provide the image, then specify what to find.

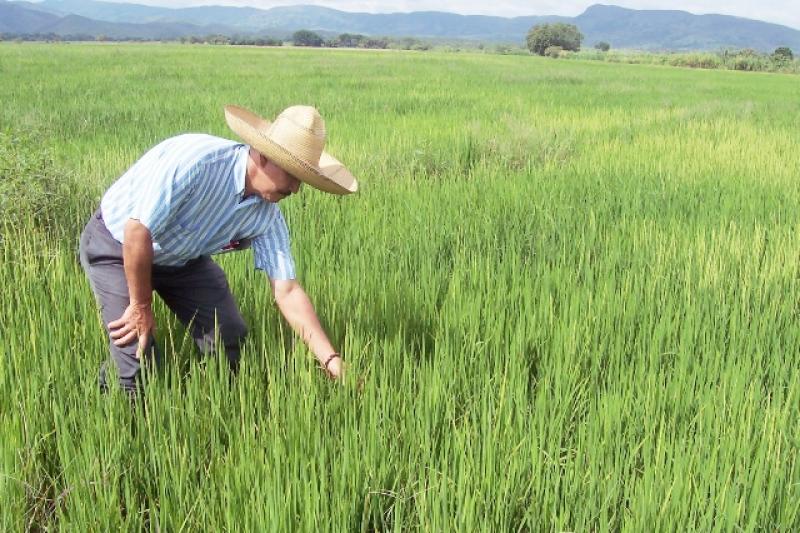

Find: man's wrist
323;352;340;371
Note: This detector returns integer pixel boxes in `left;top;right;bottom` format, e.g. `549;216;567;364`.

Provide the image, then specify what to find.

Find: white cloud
93;0;800;30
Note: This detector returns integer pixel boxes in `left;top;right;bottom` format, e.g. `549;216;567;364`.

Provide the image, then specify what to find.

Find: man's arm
107;219;156;357
271;279;342;379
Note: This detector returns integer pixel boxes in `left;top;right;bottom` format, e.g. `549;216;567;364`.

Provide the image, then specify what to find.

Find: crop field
1;43;799;530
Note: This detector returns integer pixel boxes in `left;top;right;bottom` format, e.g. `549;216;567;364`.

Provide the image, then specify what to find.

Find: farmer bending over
79;105;358;394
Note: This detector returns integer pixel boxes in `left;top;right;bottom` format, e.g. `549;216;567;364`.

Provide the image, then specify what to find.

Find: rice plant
1;43;799;530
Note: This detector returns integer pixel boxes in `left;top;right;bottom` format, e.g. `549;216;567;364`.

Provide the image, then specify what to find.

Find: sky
91;1;800;30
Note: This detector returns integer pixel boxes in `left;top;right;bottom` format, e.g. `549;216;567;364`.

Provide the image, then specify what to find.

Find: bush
253;38;282;47
361;38;388;49
770;46;794;68
772;47;793;63
205;34;231;45
668;53;722;69
544;46;563;58
337;33;365;47
594;41;610;52
568;47;800;74
732;56;757;71
292;30;323;47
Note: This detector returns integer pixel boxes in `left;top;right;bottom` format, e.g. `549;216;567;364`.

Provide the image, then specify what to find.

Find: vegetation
773;46;794;62
558;47;800;74
544;45;564;58
291;29;324;47
2;43;800;530
3;31;798;76
0;129;91;237
594;41;611;52
526;23;583;55
187;35;284;47
336;33;365;48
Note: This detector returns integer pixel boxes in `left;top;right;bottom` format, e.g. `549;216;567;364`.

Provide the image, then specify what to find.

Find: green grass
1;43;799;530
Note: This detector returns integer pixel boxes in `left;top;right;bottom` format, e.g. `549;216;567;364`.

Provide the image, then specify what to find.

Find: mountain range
3;0;800;51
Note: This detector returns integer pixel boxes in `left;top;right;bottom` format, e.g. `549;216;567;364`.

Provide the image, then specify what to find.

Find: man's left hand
325;355;343;380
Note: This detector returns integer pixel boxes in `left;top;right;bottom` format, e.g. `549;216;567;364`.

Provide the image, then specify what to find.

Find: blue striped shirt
100;134;295;280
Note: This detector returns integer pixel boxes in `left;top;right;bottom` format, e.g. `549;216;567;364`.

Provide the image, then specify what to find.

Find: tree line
291;30;431;50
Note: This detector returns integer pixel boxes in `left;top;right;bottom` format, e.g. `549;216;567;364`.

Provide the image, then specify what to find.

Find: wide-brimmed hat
224;104;358;195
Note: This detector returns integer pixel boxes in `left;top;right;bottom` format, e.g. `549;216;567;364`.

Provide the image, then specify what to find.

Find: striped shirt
100;134;295;280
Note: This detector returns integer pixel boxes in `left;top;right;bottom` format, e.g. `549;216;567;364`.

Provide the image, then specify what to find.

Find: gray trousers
79;210;247;393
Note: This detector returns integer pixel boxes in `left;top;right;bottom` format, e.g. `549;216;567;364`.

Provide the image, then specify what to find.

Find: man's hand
325;354;344;380
116;218;156;358
108;302;156;358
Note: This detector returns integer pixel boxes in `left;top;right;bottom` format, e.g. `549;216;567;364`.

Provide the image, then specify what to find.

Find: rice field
1;43;799;530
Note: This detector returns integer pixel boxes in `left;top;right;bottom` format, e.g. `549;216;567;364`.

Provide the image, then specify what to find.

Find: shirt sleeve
252;208;296;280
128;142;198;239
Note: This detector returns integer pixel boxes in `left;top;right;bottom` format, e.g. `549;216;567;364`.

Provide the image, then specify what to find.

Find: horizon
23;0;800;31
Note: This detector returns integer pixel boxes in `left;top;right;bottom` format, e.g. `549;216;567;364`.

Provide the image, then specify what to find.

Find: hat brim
224;105;358;196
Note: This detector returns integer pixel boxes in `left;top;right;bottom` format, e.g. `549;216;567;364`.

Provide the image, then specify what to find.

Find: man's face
246;148;302;203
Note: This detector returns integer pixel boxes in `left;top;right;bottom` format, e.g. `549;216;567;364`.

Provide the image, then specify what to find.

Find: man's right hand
108;302;156;358
117;219;156;359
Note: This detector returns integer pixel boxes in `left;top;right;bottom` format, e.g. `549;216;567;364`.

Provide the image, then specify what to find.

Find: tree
772;46;793;61
394;37;417;50
205;34;230;45
337;33;364;47
292;30;323;47
594;41;610;52
526;23;583;55
362;38;388;49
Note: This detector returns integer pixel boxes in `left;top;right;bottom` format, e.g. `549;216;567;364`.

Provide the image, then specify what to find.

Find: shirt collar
234;144;249;199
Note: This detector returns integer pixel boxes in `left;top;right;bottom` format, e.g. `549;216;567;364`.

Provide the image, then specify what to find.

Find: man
79;104;358;394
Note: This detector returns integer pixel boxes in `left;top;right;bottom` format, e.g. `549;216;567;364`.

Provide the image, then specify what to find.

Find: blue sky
89;1;800;30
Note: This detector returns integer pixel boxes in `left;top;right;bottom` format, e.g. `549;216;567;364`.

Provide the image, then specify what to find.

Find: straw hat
224;104;358;195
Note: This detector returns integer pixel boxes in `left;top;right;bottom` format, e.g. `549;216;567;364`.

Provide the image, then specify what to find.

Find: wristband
323;353;340;371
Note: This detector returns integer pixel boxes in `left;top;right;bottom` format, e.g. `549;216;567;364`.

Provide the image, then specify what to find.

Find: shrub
292;30;323;47
544;46;563;58
772;47;794;63
594;41;610;52
668;53;722;69
361;38;388;49
732;56;755;71
253;38;282;47
337;33;365;47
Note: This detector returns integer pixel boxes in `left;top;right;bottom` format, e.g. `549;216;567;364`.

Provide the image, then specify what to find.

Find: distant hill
4;0;800;51
37;14;242;40
575;5;800;51
0;0;257;38
26;0;567;39
0;1;59;33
